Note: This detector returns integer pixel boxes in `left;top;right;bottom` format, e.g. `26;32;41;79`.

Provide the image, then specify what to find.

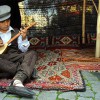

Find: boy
0;5;37;98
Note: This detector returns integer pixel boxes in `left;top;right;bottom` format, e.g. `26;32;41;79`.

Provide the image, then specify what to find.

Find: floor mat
60;49;100;72
25;65;84;91
0;48;100;91
0;49;85;91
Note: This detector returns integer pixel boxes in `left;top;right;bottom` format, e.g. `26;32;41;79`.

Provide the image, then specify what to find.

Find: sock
13;79;24;87
13;71;27;83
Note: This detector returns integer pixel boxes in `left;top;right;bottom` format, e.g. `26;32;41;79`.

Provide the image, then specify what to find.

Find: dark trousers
0;50;37;81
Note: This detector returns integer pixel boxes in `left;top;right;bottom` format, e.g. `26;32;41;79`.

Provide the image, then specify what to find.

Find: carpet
0;48;100;91
60;48;100;72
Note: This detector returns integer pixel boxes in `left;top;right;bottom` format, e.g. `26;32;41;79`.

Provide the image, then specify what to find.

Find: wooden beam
95;0;100;57
82;0;86;44
91;0;98;13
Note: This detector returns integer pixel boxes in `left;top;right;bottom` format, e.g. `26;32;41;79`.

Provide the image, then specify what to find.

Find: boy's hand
20;28;27;41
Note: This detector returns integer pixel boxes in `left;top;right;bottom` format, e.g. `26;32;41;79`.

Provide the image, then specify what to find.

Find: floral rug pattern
0;48;100;91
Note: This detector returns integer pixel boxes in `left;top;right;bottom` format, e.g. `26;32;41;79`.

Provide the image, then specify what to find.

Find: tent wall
19;0;98;49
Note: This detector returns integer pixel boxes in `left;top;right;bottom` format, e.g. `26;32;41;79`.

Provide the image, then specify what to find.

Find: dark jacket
6;29;21;54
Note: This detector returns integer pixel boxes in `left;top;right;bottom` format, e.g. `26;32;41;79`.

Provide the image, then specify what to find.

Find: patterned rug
60;48;100;72
0;48;100;91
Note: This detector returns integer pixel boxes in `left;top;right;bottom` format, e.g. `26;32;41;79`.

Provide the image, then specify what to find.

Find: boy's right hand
0;39;4;47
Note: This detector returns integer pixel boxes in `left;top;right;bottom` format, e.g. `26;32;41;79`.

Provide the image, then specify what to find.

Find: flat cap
0;5;11;21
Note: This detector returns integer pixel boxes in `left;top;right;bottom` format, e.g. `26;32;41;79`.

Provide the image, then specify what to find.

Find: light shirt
0;26;30;52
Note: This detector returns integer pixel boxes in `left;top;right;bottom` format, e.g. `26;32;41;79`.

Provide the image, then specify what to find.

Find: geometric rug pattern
25;48;100;91
29;34;80;49
0;48;100;91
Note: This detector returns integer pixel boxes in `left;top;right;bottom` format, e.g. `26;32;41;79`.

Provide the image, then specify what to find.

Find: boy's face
0;18;10;33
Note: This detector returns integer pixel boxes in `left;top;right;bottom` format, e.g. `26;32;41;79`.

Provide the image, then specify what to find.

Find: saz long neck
7;22;36;44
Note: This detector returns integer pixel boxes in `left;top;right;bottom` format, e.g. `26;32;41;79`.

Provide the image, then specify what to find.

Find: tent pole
82;0;86;44
91;0;98;13
95;0;100;57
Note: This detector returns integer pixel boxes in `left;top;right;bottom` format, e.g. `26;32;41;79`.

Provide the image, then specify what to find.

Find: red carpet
25;66;84;91
0;48;100;91
60;49;100;72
